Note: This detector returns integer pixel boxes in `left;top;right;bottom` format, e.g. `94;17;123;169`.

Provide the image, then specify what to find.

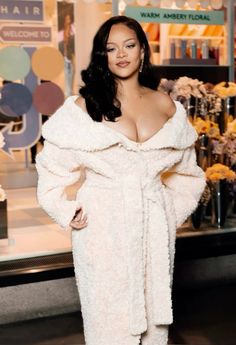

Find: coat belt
120;175;173;335
84;174;173;335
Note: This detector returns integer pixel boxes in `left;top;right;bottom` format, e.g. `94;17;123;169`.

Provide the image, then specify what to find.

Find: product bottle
201;40;209;59
190;40;197;59
170;39;176;59
175;39;181;59
180;39;187;58
213;46;220;64
197;41;202;59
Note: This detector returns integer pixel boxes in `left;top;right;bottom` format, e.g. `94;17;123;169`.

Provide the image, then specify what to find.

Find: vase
191;202;205;229
0;200;8;239
212;180;229;228
198;134;209;170
218;98;230;135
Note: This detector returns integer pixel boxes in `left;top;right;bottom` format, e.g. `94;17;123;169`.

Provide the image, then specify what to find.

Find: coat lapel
42;96;120;151
42;96;197;152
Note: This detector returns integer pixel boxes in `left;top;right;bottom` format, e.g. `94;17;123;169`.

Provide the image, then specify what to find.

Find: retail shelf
159;64;230;67
168;35;224;40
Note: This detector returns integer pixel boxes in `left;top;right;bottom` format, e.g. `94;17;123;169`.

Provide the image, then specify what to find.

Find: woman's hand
70;207;88;230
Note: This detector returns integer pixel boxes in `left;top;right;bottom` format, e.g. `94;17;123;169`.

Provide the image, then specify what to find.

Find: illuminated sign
125;7;224;25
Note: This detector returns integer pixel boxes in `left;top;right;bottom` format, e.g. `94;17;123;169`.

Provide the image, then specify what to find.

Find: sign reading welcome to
0;26;51;43
125;6;224;25
0;0;43;22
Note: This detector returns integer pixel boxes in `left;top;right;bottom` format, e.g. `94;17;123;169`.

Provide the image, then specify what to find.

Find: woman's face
106;24;144;79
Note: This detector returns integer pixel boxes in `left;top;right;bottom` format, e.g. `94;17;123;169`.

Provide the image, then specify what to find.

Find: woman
36;16;205;345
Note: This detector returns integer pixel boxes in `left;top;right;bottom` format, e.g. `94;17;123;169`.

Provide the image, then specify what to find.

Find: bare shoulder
74;95;87;113
147;90;176;119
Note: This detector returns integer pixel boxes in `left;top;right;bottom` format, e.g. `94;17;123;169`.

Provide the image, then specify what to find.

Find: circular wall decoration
31;47;64;81
210;0;223;9
161;0;173;7
0;46;30;81
33;82;64;115
200;0;210;8
188;0;199;8
175;0;186;7
150;0;161;5
0;82;32;116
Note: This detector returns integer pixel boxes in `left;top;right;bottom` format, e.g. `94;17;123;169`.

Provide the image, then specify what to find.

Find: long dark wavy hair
79;16;158;122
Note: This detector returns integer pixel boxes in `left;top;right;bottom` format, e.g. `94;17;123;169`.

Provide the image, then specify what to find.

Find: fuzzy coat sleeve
35;140;82;230
161;145;206;228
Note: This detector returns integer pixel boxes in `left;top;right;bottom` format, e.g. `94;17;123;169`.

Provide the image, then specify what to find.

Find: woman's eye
126;44;135;49
106;47;115;52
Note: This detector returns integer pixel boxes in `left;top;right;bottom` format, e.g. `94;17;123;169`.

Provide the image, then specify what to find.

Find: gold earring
139;58;144;73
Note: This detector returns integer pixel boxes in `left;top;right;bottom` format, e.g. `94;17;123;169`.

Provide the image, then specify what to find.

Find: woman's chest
102;101;169;144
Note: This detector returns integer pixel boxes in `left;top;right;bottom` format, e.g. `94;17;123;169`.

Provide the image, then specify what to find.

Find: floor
0;283;235;345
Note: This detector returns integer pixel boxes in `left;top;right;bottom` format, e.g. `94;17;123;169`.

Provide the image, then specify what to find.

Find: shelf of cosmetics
164;39;222;65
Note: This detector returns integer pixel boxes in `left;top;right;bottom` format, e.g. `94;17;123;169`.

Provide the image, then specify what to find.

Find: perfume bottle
180;39;187;58
170;39;176;59
175;39;181;59
190;40;197;59
201;40;209;59
213;45;220;64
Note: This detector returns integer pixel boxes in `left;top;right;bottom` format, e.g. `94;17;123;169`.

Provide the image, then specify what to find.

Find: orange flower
206;163;236;181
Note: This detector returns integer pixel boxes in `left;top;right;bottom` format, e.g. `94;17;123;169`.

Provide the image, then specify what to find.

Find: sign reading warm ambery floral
125;7;224;25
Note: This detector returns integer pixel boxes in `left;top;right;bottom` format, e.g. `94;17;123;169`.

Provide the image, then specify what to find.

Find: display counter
1;225;236;288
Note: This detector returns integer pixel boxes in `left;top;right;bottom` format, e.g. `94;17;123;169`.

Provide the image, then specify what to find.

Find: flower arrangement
205;163;236;182
225;118;236;137
200;184;212;206
158;77;222;116
210;118;236;165
213;82;236;98
158;76;205;100
0;185;6;202
193;117;220;138
173;76;206;99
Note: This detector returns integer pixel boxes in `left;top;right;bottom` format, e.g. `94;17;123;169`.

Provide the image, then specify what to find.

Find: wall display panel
0;1;76;265
0;0;113;269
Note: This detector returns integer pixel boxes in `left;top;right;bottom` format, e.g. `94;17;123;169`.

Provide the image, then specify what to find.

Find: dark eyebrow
106;38;136;45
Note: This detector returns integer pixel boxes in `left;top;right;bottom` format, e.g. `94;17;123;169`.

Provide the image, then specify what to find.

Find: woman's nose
117;48;127;58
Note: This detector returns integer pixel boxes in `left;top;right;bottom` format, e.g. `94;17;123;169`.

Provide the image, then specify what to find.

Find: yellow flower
226;119;236;135
208;127;220;139
194;118;220;137
206;163;236;181
213;81;236;98
228;115;234;123
208;172;223;181
194;118;209;134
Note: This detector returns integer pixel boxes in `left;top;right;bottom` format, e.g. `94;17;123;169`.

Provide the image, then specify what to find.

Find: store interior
1;0;236;343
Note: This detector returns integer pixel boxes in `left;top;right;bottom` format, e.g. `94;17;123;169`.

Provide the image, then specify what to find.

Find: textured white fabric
36;96;206;345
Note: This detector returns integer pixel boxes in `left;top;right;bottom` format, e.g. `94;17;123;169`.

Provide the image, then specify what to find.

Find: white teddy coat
36;96;205;345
